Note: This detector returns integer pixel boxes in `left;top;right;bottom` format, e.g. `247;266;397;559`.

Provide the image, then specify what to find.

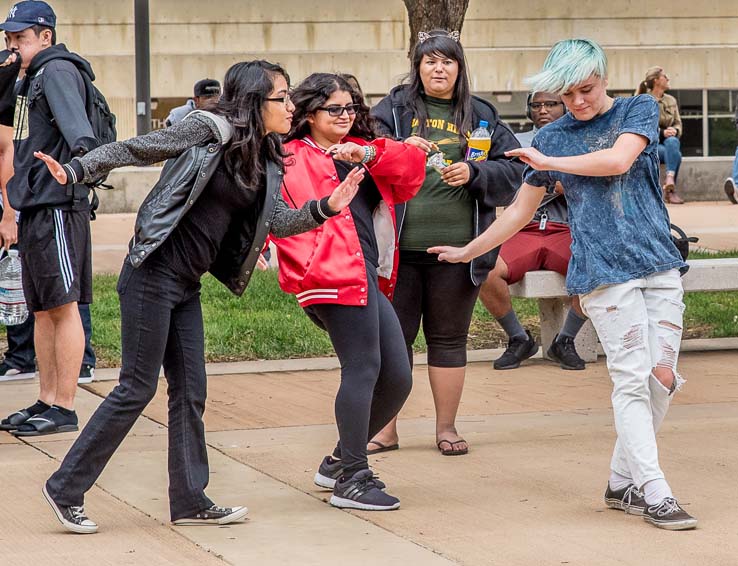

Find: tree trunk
403;0;470;57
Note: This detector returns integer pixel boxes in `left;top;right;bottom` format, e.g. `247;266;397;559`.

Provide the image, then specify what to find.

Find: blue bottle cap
479;120;489;128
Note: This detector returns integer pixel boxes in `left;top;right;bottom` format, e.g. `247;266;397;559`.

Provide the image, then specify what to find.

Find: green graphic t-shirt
400;96;475;251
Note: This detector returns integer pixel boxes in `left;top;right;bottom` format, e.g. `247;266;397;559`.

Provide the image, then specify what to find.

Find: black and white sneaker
172;504;249;525
43;485;98;534
78;364;95;385
494;330;538;370
330;469;399;511
604;483;646;515
0;362;35;382
314;455;343;489
643;497;698;530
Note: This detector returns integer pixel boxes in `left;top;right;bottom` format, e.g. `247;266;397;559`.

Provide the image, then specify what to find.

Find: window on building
707;90;738;157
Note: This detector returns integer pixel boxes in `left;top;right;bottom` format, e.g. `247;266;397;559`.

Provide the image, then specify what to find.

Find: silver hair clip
418;30;460;44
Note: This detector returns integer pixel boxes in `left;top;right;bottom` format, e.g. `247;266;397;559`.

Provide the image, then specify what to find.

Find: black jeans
46;258;213;520
305;268;412;476
393;256;480;368
4;303;96;370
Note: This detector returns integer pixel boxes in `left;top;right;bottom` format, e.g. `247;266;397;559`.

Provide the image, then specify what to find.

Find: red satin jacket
272;136;425;307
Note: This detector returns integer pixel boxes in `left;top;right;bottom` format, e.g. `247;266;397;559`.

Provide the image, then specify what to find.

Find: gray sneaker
643;497;697;530
314;455;342;489
604;483;646;515
43;485;98;534
330;469;399;511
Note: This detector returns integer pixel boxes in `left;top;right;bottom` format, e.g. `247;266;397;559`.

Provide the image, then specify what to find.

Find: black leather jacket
66;112;324;296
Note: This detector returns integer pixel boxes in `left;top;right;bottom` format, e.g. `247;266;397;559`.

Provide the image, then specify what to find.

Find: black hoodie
371;85;524;285
9;44;98;212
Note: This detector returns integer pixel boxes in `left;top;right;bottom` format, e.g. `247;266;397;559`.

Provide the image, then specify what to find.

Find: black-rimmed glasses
266;93;292;106
529;101;563;110
316;104;360;117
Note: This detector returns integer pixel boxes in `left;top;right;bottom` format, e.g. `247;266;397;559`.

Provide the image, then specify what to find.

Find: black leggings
305;269;412;475
393;258;480;368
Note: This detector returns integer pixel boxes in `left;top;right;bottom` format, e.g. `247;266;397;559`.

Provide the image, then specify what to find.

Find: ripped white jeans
580;269;685;489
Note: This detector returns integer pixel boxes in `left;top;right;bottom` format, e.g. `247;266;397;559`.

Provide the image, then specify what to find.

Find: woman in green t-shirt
370;30;523;456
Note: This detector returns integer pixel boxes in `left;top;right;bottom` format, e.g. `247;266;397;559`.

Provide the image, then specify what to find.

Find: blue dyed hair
526;39;608;95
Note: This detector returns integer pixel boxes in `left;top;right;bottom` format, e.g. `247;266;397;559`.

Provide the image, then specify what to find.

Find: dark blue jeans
46;257;213;520
3;304;96;371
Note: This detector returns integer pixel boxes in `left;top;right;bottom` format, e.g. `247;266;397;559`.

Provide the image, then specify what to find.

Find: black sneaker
78;364;95;385
330;469;399;511
43;484;98;534
172;504;249;525
547;334;586;370
643;497;698;530
494;330;538;370
604;483;646;515
725;178;738;205
314;455;343;489
0;361;35;382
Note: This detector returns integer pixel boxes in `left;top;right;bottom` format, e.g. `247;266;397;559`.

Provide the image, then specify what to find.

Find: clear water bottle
465;120;492;162
0;249;29;326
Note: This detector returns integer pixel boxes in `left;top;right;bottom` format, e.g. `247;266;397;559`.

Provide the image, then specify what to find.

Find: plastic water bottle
465;120;492;162
0;250;29;326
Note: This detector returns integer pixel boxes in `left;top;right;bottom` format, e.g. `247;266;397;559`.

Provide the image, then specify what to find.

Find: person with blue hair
429;38;697;531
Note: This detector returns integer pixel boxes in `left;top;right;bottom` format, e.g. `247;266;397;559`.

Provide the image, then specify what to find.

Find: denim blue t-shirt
524;95;686;295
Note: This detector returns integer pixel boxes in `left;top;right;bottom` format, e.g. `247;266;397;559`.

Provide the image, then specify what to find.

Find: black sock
27;400;51;415
51;405;76;417
558;308;587;340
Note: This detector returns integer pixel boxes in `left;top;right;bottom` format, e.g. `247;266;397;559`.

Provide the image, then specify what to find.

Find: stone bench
509;258;738;362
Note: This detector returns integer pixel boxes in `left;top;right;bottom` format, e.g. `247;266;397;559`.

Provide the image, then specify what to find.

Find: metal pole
134;0;151;135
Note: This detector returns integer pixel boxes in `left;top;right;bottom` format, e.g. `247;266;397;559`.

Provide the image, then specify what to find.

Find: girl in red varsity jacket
271;73;425;511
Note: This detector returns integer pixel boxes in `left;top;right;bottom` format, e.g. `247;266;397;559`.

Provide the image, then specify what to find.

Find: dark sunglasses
529;101;563;110
317;104;360;117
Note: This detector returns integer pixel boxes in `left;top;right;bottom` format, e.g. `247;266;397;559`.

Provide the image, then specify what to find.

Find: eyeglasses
316;104;360;117
266;93;292;106
529;101;563;110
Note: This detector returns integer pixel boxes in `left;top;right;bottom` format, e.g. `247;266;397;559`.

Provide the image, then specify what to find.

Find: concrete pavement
2;351;737;565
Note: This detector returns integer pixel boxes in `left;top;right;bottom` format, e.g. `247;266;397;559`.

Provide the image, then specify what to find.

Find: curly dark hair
206;60;290;191
286;73;377;142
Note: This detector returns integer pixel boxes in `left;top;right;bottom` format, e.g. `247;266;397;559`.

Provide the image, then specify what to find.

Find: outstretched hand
504;147;552;171
34;151;68;185
426;244;472;264
327;166;365;212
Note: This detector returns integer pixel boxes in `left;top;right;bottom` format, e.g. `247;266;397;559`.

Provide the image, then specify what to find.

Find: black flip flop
437;438;468;456
0;408;33;431
367;440;399;455
12;414;78;437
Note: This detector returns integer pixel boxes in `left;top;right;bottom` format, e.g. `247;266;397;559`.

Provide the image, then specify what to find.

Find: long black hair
286;73;377;142
404;29;472;146
208;60;290;191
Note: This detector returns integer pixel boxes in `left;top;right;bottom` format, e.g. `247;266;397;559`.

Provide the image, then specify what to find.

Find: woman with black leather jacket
368;30;523;457
34;60;363;534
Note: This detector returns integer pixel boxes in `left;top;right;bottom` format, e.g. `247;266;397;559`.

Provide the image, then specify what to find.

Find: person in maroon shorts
479;91;588;370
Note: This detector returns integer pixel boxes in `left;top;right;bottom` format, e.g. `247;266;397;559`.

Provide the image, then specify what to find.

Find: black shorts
18;208;92;312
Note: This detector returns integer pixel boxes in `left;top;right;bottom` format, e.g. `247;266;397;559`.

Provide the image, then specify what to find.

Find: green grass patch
82;259;737;367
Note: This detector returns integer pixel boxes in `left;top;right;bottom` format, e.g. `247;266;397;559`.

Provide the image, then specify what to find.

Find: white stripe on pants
580;269;684;489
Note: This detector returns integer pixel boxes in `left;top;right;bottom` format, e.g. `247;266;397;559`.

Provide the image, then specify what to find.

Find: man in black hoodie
1;1;96;436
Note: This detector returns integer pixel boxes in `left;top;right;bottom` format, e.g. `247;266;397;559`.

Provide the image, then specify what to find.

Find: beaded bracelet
360;144;377;164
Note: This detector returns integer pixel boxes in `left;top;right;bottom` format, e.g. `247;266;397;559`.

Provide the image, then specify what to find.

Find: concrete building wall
44;0;738;139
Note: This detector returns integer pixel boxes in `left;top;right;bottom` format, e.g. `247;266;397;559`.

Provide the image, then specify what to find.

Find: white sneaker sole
42;485;98;534
314;472;337;490
0;371;36;382
643;515;698;530
172;506;249;525
604;498;645;516
329;495;400;511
